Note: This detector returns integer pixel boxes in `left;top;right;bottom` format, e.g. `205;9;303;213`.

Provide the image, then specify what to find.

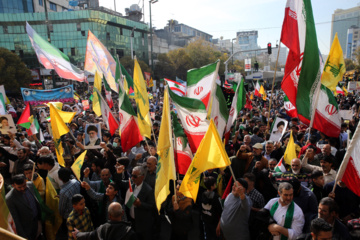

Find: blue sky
100;0;359;54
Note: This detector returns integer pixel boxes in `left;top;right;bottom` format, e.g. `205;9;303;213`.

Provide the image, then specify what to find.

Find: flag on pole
283;131;297;165
321;33;346;91
280;0;322;125
312;85;341;138
120;63;134;92
144;72;151;88
168;87;210;153
0;174;16;233
84;30;118;92
26;115;39;136
0;93;6;115
45;177;62;240
155;87;176;212
118;82;143;152
125;180;136;208
225;77;246;139
95;88;119;136
92;71;102;117
210;85;229;139
342;85;348;96
284;95;298;118
186;60;219;109
334;121;360;196
274;158;287;173
17;103;31;129
335;86;345;96
254;81;261;97
164;78;187;96
49;104;70;167
26;22;85;82
179;119;231;201
171;112;193;175
103;76;114;109
133;58;152;139
71;150;87;181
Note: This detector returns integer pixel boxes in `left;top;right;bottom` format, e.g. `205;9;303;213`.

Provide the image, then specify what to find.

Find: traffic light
267;43;272;54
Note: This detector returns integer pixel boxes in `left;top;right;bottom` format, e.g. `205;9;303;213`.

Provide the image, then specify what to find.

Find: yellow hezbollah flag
71;150;87;181
50;104;69;167
155;88;176;212
45;177;62;240
46;102;63;110
92;71;102;117
342;86;348;96
55;109;76;124
250;92;254;100
259;84;265;95
283;130;297;165
179;119;231;201
133;58;151;138
321;33;346;91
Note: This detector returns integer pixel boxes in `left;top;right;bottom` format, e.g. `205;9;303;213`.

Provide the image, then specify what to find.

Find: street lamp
149;0;158;72
231;38;236;65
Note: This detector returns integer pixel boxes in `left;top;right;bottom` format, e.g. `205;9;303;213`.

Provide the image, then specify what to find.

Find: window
19;50;24;58
59;48;63;52
50;2;57;11
106;32;110;41
3;26;8;34
76;23;81;31
39;0;43;6
71;48;75;56
116;49;124;58
120;28;123;35
81;31;85;36
111;48;115;55
62;7;67;11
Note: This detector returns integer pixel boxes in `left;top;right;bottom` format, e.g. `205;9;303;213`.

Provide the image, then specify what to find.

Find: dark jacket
76;220;137;240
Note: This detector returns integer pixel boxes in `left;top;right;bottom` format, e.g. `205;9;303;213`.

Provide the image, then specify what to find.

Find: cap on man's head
87;125;98;134
253;143;263;149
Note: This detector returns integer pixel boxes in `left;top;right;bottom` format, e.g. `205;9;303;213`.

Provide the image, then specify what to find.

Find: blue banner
21;85;74;106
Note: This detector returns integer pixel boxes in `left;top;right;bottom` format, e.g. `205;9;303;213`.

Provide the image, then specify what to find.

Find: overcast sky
99;0;359;54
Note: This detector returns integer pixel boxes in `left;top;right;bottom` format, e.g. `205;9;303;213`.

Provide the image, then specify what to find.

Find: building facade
346;26;360;60
0;9;149;72
331;6;360;57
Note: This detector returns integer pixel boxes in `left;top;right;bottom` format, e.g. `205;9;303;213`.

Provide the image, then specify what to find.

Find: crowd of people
1;87;360;240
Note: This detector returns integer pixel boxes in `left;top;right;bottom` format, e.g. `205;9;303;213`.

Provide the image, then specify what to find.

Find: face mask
113;142;118;147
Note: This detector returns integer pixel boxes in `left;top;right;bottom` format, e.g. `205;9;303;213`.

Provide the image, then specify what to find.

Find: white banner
245;59;251;72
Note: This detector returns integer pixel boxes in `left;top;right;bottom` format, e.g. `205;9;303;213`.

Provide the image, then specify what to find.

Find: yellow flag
133;58;151;138
92;71;102;117
155;88;176;212
50;104;69;167
45;177;62;240
71;150;87;181
283;130;297;165
259;84;265;95
321;33;346;91
250;92;254;100
45;102;63;110
54;109;76;124
342;86;348;96
179;119;231;201
262;91;267;101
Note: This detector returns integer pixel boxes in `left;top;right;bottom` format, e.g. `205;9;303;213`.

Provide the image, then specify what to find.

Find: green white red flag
186;60;219;109
280;0;322;124
26;22;85;82
210;85;229;139
284;95;298;118
164;78;187;96
169;87;210;153
254;81;261;97
95;88;119;136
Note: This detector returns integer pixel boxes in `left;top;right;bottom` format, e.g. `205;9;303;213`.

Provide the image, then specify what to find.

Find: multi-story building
236;31;258;52
0;1;148;86
346;26;360;60
331;6;360;57
0;0;75;13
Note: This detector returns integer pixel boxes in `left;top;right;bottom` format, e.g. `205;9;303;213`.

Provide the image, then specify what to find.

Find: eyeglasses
131;174;139;178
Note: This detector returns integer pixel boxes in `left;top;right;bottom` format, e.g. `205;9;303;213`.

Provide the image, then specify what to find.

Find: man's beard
89;136;98;145
292;169;300;174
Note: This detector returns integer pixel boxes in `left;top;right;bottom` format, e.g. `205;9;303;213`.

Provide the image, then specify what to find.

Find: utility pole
149;0;158;72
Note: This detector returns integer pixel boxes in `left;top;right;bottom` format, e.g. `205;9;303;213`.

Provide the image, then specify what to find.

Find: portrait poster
84;123;102;149
269;117;288;142
0;114;16;134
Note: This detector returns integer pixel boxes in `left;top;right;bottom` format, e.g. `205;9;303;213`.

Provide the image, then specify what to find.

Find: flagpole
267;42;281;131
332;120;360;193
308;80;322;130
31;162;36;181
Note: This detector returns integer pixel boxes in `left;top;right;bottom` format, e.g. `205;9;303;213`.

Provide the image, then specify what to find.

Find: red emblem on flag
177;138;182;146
214;116;218;127
325;105;337;116
186;115;201;128
119;112;123;123
194;86;203;95
229;107;235;117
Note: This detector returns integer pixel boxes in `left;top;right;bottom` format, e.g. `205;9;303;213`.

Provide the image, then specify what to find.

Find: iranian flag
95;88;119;136
103;76;114;109
125;180;136;208
225;77;246;137
335;86;345;95
118;83;142;152
169;87;210;153
335;121;360;197
26;22;85;82
280;0;322;125
284;95;298;118
210;85;229;139
164;78;187;96
172;112;193;175
0;93;6;115
254;81;261;97
186;60;219;109
274;158;287;173
311;85;341;138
